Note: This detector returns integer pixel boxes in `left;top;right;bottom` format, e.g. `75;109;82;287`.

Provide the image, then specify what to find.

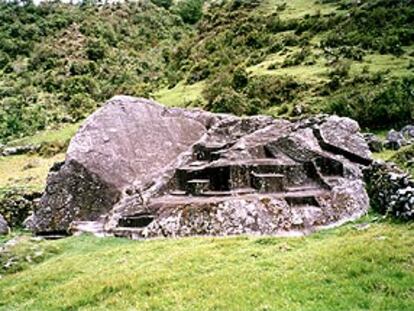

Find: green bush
246;75;306;108
174;0;203;24
282;47;311;67
67;93;97;121
0;187;41;228
151;0;173;9
325;76;414;129
186;60;211;84
232;66;249;90
204;88;254;115
321;0;414;55
85;39;106;61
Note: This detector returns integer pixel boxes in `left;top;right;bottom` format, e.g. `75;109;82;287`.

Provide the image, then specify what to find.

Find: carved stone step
188;161;208;167
170;190;187;196
193;142;229;161
285;195;319;207
186;179;210;195
251;172;285;193
285;185;322;193
202;187;257;197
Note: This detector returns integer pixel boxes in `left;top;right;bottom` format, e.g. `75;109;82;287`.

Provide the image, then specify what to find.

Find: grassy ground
261;0;339;18
0;217;413;311
0;123;81;191
7;123;81;147
154;81;206;108
0;153;65;192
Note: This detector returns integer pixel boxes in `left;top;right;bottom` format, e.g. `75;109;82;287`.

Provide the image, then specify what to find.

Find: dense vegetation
0;0;193;142
0;0;413;144
391;144;414;177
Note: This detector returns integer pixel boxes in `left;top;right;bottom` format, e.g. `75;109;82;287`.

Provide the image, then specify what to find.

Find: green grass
350;52;414;77
1;219;413;310
0;121;81;192
154;81;206;108
247;46;328;83
261;0;339;18
372;150;397;162
0;122;80;191
0;153;65;192
7;123;81;147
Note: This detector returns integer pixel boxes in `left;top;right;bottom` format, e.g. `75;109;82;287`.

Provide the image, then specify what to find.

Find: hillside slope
0;0;413;144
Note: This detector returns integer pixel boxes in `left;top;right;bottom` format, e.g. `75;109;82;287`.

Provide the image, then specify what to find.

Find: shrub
29;46;60;71
186;60;211;84
246;75;306;108
0;51;10;69
391;145;414;177
202;72;232;105
174;0;203;24
85;39;106;61
230;0;261;11
325;76;414;129
0;187;41;228
62;76;99;100
282;47;311;68
151;0;173;10
204;88;253;115
67;93;97;121
231;66;249;90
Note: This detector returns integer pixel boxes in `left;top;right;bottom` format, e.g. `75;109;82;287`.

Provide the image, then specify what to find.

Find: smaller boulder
0;145;39;157
401;125;414;141
363;133;383;153
0;214;10;235
384;130;406;150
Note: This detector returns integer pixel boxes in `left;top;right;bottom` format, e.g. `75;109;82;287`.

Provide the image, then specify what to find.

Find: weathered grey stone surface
0;214;9;235
30;97;373;238
401;125;414;140
30;96;218;233
0;145;39;157
318;116;371;163
66;96;215;190
384;129;407;150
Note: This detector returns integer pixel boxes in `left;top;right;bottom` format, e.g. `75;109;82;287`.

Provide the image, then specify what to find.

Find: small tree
85;39;106;61
151;0;173;10
174;0;203;25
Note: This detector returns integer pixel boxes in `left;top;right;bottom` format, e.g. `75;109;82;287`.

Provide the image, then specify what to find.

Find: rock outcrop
29;97;373;238
383;125;414;151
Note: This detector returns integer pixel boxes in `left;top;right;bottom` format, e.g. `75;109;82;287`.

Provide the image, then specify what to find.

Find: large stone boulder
29;96;218;233
30;97;373;238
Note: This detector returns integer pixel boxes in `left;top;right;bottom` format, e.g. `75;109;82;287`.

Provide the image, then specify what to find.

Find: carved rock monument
29;96;372;238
